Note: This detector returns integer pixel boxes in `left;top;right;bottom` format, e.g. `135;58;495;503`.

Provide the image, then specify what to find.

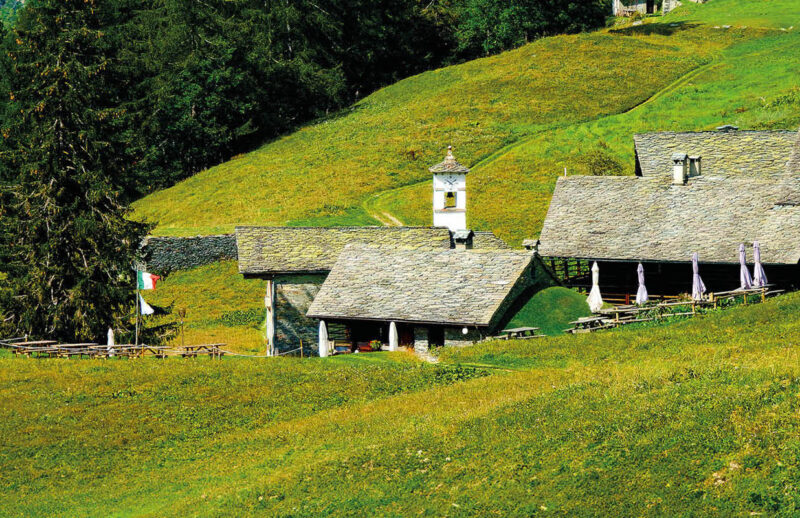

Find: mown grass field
132;0;773;239
3;292;800;515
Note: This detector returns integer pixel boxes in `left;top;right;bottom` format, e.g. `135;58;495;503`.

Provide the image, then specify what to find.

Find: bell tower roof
429;146;470;174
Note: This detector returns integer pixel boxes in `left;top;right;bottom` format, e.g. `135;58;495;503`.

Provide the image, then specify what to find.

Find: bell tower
430;146;469;232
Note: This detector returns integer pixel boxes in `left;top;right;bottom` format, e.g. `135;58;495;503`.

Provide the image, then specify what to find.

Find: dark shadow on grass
610;21;702;37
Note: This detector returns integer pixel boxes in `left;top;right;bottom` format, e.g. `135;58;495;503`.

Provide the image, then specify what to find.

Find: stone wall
274;275;325;352
142;234;237;272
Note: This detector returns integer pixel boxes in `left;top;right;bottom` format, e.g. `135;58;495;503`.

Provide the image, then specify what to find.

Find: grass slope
382;27;800;242
145;261;268;353
133;7;747;237
506;286;591;335
3;292;800;515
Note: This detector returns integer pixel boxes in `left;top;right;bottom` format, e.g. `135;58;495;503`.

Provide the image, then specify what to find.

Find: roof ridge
235;225;449;231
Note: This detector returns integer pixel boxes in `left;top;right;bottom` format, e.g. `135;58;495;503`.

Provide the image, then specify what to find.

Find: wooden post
300;339;304;358
265;279;276;356
761;288;766;303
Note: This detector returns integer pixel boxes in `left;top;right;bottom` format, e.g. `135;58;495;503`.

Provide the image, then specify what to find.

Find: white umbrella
107;328;115;357
388;322;399;351
635;263;648;305
738;243;753;290
587;262;604;312
752;241;767;287
318;320;329;358
691;252;706;301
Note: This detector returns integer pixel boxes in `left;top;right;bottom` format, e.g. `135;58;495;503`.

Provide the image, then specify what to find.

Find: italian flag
137;271;160;290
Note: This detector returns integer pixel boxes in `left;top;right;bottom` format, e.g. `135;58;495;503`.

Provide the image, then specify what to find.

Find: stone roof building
538;128;800;297
308;246;534;329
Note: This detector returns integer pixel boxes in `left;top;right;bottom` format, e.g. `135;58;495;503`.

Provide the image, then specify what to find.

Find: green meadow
3;292;800;515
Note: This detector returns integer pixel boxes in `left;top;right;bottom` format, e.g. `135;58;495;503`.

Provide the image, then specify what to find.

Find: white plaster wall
434;210;466;231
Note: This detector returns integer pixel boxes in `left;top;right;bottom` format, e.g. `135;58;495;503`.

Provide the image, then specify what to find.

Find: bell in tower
429;146;469;232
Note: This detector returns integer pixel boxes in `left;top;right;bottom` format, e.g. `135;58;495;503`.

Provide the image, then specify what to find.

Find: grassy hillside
376;28;800;240
133;5;755;238
3;292;800;515
132;0;800;243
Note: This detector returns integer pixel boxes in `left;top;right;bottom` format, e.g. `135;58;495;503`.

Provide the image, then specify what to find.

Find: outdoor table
565;316;611;334
500;327;542;340
10;345;60;358
179;344;226;359
598;306;640;323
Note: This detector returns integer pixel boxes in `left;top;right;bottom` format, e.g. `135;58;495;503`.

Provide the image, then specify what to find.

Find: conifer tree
0;0;148;341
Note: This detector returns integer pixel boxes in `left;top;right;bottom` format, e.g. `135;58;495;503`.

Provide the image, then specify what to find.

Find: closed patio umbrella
107;328;115;357
738;243;753;290
389;322;399;351
753;241;768;287
635;263;648;305
587;262;604;312
691;252;706;301
318;320;329;358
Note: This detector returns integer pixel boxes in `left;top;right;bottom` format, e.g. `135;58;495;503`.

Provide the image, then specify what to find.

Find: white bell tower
430;146;469;232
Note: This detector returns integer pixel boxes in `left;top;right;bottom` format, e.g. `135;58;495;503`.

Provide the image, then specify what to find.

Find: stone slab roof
538;175;800;264
473;231;509;249
429;147;470;173
634;130;797;179
236;226;453;275
307;246;534;327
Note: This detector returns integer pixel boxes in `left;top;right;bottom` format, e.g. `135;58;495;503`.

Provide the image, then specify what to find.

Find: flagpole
135;287;140;348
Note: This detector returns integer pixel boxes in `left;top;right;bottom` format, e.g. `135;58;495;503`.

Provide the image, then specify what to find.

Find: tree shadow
610;21;702;37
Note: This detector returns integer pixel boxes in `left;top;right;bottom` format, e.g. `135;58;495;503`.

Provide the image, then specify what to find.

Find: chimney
452;229;474;250
689;156;702;177
672;153;688;185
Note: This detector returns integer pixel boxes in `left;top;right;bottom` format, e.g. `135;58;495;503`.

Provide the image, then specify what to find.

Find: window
444;191;457;209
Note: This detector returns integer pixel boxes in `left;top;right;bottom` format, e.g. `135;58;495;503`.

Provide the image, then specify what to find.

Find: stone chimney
672;152;688;185
689;156;702;177
452;229;474;250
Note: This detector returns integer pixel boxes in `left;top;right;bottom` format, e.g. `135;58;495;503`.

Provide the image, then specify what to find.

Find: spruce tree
0;0;148;341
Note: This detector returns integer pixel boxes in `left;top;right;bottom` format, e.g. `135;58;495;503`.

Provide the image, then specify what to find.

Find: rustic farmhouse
307;245;536;353
235;148;532;355
538;128;800;299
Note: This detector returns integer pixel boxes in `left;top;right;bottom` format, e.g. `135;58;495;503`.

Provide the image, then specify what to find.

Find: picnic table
54;343;99;358
11;340;57;347
87;344;169;358
10;345;60;358
499;327;544;340
177;343;226;359
565;316;615;334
